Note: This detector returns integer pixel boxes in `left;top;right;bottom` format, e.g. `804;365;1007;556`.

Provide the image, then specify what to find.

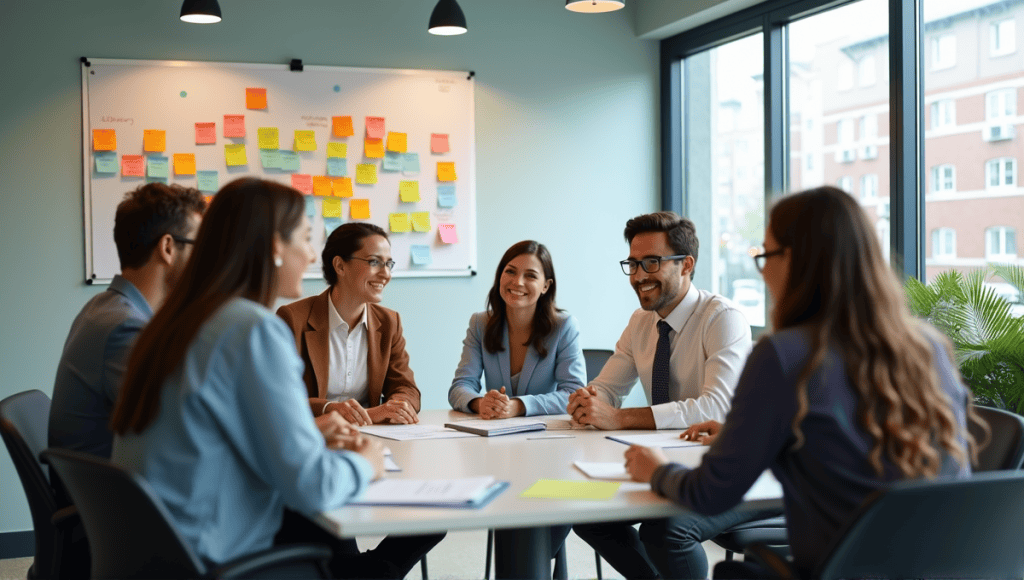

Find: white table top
315;409;782;538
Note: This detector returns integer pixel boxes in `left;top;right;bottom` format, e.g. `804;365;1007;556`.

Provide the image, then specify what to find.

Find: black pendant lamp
566;0;625;13
180;0;222;23
428;0;467;35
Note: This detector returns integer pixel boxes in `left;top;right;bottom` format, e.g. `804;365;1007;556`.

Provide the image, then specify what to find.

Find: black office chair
42;447;334;579
581;349;614;580
0;390;87;579
742;471;1024;579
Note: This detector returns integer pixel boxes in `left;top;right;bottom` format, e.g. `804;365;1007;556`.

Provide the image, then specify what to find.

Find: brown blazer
277;289;421;416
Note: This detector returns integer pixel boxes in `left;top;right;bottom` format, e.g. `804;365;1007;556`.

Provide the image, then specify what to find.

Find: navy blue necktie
651;320;672;405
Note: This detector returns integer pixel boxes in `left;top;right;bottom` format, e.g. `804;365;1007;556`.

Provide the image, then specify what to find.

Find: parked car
984;282;1024;318
731;280;766;327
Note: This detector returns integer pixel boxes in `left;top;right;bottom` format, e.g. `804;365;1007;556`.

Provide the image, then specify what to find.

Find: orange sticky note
327;142;347;158
438;223;459;244
246;87;267;109
364;137;385;158
224;115;245;138
365;116;385;139
143;130;166;152
173;153;196;175
355;164;378;184
121;154;144;176
437;161;457;181
92;129;117;151
431;133;450;154
294;130;317;152
291;174;314;195
322;198;342;218
195;122;216;144
332;177;353;197
224;144;247;166
333;116;354;137
399;181;420;202
312;176;332;196
389;213;411;233
386;132;408;153
411;211;431;232
350;198;371;219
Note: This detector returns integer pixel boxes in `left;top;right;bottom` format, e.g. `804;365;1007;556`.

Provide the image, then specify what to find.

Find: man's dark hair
321;222;389;286
623;211;699;271
113;183;206;270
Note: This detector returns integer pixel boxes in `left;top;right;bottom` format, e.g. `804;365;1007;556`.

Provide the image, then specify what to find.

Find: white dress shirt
590;284;752;429
327;299;370;405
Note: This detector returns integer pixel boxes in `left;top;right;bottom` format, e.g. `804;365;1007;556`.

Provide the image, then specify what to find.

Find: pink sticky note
365;116;385;139
195;122;216;144
291;174;314;195
438;223;459;244
121;154;144;177
224;115;246;138
431;133;450;154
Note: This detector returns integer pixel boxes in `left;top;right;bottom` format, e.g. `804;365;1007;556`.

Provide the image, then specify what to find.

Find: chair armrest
212;544;333;579
744;543;796;580
51;505;80;530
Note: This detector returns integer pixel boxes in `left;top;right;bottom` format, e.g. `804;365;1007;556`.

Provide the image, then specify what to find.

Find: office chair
581;348;614;580
0;390;87;579
42;448;334;580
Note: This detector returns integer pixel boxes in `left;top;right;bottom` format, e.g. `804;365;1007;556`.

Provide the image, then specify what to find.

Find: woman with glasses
623;186;979;578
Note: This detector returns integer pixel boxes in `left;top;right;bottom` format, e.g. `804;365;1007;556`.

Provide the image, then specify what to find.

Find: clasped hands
566;385;623;430
472;387;525;419
325;397;419;426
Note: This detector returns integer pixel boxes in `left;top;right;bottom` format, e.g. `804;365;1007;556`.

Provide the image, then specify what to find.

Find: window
931;34;956;70
986;158;1017;188
805;153;814;171
837;118;855;144
837;176;853;193
860;114;878;141
930;164;955;193
837;59;853;90
931;228;956;258
861;174;878;200
986;89;1017;121
986;226;1017;260
930;99;955;129
992;19;1016;56
858;54;876;86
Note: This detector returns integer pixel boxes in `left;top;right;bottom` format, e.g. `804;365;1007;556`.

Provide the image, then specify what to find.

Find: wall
0;0;658;535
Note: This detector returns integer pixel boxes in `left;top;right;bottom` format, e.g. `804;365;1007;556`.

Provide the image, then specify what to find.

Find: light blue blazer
449;311;586;416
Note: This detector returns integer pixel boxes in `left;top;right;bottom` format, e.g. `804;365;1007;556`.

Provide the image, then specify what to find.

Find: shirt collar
110;274;154;318
328;297;367;332
658;283;696;333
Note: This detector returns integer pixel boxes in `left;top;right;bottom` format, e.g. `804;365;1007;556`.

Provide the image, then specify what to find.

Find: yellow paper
389;213;411;233
520;479;621;500
333;116;354;137
327;142;347;158
143;130;166;152
225;144;247;166
411;211;431;232
322;198;342;218
364;137;385;158
294;130;317;152
312;176;332;196
437;161;457;182
386;132;408;153
173;153;196;175
258;127;280;150
92;129;116;151
332;177;353;197
399;181;420;202
350;199;370;219
355;163;378;184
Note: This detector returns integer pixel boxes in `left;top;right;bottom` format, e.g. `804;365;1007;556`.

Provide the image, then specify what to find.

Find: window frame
986;226;1018;260
931;227;956;259
930;164;955;193
986;157;1017;189
991;18;1016;57
930;99;955;130
931;33;956;70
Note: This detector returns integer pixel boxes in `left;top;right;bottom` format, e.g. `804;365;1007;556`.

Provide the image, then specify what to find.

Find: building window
837;59;853;91
932;228;956;258
930;99;956;129
858;55;876;87
986;158;1017;188
986;89;1017;121
992;19;1016;56
860;113;878;141
837;176;852;193
837;118;855;144
805;153;814;171
986;226;1017;260
861;174;878;200
931;34;956;70
930;164;956;193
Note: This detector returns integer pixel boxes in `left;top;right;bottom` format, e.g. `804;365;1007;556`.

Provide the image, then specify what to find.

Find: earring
274;256;283;267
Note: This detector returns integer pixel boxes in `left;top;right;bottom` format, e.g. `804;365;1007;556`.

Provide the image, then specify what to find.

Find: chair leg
420;555;428;580
595;550;603;580
553;544;567;580
725;549;735;561
484;529;493;580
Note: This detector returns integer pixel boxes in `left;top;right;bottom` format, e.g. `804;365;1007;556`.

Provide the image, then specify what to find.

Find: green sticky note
197;170;219;193
520;479;621;500
94;151;118;174
260;149;282;169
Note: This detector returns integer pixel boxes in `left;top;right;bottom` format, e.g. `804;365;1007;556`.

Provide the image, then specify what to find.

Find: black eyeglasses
349;256;396;271
752;248;785;273
620;255;688;275
171;235;195;245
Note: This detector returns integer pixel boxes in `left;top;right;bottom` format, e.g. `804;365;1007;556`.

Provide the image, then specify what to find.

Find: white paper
742;470;782;501
359;424;477;441
573;461;631;481
539;414;575;431
384;456;401;472
605;432;703;448
351;476;497;505
449;417;546;431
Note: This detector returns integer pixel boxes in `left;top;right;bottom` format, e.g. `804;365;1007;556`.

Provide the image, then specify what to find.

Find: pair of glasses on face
619;254;688;275
752;248;785;273
171;235;195;245
349;256;396;271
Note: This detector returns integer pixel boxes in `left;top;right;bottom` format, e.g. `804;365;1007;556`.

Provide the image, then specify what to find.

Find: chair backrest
816;471;1024;580
971;405;1024;471
582;349;614;384
42;448;207;580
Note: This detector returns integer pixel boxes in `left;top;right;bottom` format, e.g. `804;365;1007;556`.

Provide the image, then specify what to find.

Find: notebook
444;417;547;437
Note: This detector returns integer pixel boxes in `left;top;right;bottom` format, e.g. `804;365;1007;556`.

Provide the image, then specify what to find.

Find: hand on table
315;411;359;449
477;387;525;420
681;420;722;445
624;445;670;483
567;385;621;430
340;434;385;480
325;399;373;427
367;398;420;424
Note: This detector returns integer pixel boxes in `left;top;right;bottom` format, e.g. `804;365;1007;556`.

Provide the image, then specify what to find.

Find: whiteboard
81;57;476;283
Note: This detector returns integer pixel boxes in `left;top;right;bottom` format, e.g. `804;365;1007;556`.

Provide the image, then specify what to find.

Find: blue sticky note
327;157;347;177
305;196;316;217
279;151;301;172
410;245;432;266
94;151;118;174
437;184;457;208
197;170;219;193
260;150;282;169
383;151;404;171
147;155;169;178
403;152;420;173
324;217;345;234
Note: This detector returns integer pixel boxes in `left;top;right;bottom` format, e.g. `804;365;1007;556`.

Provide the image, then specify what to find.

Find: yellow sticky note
327;142;347;158
520;479;621;500
399;180;420;202
225;144;247;166
332;177;353;198
246;87;267;109
173;153;196;175
312;176;332;196
143;130;166;152
333;115;354;137
322;198;342;218
258;127;280;150
386;132;408;153
411;211;431;232
356;163;378;184
389;213;411;233
294;130;317;152
364;137;385;158
92;129;116;151
437;161;457;182
350;199;370;219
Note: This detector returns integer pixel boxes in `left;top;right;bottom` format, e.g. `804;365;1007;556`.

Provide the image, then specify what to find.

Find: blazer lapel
365;305;385;407
305;290;331;399
518;345;540;397
497;324;511;392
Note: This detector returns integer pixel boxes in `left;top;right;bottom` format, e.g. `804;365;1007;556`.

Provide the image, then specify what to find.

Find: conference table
315;410;783;579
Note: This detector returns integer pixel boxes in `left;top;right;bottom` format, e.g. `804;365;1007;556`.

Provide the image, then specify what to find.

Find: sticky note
147;155;169;178
197;170;219;192
260;150;282;169
294;130;317;152
313;176;332;196
173;153;196;175
326;158;347;177
365;116;385;139
143;130;166;152
403;152;420;174
305;196;317;217
431;133;450;154
411;211;431;232
383;151;404;171
224;144;247;166
291;174;314;195
333;115;354;137
258;127;280;150
327;142;347;158
364;138;385;158
92;129;116;151
437;162;457;181
195;122;216;145
438;223;458;244
331;177;353;197
520;479;621;500
121;154;144;177
356;163;378;184
322;198;342;218
279;151;300;172
389;213;411;233
350;198;370;219
324;217;344;234
386;132;408;153
224;115;245;138
437;184;457;208
246;87;267;109
94;151;118;174
410;245;432;265
399;181;420;202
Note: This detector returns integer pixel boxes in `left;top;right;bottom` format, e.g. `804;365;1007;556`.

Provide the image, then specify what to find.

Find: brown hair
114;183;207;270
110;178;305;434
623;211;699;278
321;222;389;286
484;241;560;358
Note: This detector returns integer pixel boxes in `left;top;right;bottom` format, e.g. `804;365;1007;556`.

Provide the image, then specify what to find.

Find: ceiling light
566;0;625;13
429;0;467;35
180;0;222;24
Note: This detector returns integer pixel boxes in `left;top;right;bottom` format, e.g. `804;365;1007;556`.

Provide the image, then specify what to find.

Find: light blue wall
0;0;658;534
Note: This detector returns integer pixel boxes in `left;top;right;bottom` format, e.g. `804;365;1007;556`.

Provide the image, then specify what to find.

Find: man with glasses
569;211;778;580
50;183;205;459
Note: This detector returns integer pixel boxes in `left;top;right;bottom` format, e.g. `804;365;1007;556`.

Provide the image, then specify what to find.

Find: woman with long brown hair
624;186;979;578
